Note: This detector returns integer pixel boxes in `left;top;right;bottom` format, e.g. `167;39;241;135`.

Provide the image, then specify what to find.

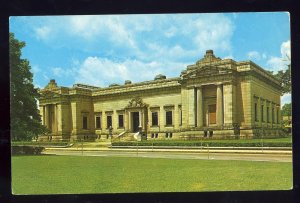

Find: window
107;115;112;129
267;107;270;123
83;116;88;129
254;103;258;122
166;111;173;126
118;114;124;128
152;112;158;126
95;115;101;129
261;105;264;122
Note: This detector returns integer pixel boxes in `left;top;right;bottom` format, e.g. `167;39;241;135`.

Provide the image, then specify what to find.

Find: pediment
40;90;61;98
182;65;232;79
126;97;148;108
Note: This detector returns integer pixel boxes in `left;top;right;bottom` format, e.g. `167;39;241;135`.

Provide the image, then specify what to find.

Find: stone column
71;102;78;135
278;105;282;125
125;110;129;131
53;104;58;134
128;111;131;132
160;106;165;128
174;105;179;128
216;84;224;127
223;83;236;126
197;86;203;127
139;111;142;127
44;104;49;129
188;88;196;127
258;98;261;126
39;105;45;125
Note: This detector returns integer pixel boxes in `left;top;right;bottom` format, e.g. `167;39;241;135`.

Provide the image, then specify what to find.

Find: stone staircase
113;131;139;141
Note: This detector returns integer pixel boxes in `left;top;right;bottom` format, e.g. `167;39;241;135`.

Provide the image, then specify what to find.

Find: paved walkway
45;146;292;154
44;148;292;162
43;146;292;162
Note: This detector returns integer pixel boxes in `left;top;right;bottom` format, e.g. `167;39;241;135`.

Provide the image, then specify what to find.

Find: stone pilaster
174;104;179;128
216;84;224;127
125;110;129;131
44;105;49;129
39;105;45;126
188;88;195;127
223;83;236;126
139;111;142;127
160;106;165;128
258;98;261;126
71;102;79;135
196;86;203;127
278;105;282;125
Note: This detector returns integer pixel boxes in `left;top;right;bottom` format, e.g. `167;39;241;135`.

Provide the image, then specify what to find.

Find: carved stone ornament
45;79;58;89
40;89;60;99
126;97;148;108
181;65;232;80
196;50;221;65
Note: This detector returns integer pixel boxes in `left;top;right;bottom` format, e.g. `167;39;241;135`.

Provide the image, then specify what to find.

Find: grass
12;155;292;194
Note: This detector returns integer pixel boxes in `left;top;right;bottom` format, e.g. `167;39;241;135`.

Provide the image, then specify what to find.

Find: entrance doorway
132;112;140;132
208;104;216;125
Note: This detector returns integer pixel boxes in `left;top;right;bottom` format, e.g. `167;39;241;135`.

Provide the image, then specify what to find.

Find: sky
9;12;291;105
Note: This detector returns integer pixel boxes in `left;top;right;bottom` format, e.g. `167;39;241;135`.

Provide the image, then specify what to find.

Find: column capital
216;82;223;86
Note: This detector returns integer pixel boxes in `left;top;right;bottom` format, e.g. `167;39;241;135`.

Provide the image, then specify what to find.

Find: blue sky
9;12;291;105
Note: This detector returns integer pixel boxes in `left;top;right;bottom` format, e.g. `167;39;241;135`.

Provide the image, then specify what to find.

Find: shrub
111;140;292;147
12;146;45;155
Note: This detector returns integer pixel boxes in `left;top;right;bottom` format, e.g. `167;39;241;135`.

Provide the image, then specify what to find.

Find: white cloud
266;40;290;73
223;55;235;60
191;14;234;53
66;14;234;60
75;56;188;87
31;65;41;74
247;51;268;62
35;26;51;40
280;40;291;59
52;67;77;78
247;51;261;60
24;14;235;65
52;67;64;76
165;26;177;38
68;15;137;49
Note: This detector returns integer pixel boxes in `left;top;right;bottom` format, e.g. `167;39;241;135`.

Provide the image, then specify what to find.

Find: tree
281;103;291;117
274;56;291;95
10;33;48;141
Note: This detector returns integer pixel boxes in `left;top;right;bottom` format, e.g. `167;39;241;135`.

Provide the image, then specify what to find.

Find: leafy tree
281;103;291;117
10;33;48;141
274;56;291;95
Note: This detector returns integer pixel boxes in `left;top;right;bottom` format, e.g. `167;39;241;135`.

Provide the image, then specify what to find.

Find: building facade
38;50;282;141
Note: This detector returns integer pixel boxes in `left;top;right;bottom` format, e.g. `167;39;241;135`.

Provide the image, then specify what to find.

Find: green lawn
12;155;292;194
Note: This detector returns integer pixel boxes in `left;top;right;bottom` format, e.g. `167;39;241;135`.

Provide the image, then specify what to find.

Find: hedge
112;140;292;147
12;142;69;147
12;146;45;155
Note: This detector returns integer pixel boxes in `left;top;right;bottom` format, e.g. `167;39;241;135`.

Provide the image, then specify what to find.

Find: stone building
38;50;282;141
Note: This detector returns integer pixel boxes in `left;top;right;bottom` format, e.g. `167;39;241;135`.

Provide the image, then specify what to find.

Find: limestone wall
250;76;281;129
236;77;252;127
93;91;182;136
